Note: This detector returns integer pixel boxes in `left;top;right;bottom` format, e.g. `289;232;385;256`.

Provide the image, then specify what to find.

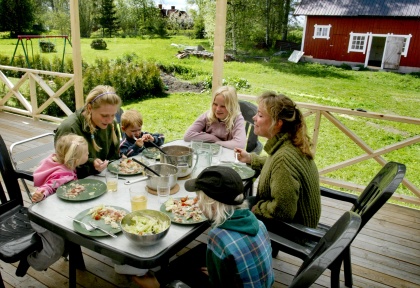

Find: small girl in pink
27;134;89;271
31;134;89;202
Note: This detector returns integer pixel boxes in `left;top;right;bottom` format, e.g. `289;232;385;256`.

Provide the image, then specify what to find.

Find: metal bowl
160;145;194;177
120;209;171;246
144;163;178;190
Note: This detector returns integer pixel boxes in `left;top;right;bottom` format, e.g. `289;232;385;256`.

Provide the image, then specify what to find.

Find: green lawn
0;35;419;207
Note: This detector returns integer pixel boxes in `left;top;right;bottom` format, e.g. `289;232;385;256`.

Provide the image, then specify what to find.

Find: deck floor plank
1;111;420;288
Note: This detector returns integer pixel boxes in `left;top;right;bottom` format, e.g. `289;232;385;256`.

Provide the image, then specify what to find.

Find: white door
382;36;404;69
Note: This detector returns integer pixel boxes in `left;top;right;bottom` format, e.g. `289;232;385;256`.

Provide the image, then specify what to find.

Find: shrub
83;57;164;102
39;41;56;53
90;39;107;50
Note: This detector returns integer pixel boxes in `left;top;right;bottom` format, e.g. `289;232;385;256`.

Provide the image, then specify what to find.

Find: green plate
218;163;256;181
160;197;207;225
72;206;129;237
107;158;148;176
56;179;106;201
142;147;160;160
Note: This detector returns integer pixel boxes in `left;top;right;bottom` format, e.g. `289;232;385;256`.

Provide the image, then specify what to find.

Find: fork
67;216;95;231
89;221;118;238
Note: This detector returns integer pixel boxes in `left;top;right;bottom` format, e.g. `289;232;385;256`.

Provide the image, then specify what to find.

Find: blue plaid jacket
206;209;274;288
119;132;164;157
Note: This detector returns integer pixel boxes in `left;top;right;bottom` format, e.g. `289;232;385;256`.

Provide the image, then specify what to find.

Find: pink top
33;154;77;199
184;112;246;149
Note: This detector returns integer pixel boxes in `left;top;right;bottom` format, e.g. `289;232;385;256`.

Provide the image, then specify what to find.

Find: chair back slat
352;162;406;229
0;135;24;207
290;211;362;288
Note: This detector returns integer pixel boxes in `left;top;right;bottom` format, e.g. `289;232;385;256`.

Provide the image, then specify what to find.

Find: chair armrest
15;170;34;181
321;186;358;205
281;221;325;241
268;231;312;260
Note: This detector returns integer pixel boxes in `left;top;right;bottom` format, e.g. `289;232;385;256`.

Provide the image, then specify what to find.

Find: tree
0;0;36;37
79;0;100;37
99;0;120;37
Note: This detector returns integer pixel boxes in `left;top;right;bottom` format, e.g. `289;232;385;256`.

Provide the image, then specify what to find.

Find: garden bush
90;39;107;50
83;57;164;102
39;40;56;53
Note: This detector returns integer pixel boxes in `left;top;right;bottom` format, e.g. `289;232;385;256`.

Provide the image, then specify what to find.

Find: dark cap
184;166;244;205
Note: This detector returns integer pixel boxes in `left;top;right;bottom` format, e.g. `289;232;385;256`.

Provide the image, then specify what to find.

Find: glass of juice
106;170;118;192
129;186;148;211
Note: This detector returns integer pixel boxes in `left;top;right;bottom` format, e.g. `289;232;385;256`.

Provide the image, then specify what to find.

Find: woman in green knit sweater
54;85;121;178
235;92;321;236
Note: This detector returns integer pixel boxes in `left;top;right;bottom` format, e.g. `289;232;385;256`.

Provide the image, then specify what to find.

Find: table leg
68;242;85;288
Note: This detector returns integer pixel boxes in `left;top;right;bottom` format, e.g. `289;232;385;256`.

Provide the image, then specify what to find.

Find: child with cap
162;166;274;288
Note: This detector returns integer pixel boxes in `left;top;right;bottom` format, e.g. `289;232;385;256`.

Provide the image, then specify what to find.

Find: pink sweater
184;112;246;149
33;154;77;198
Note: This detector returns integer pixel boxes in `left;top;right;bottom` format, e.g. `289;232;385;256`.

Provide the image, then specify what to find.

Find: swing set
10;35;72;72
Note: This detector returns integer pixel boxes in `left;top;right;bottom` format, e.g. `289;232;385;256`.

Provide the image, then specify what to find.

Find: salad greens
123;215;169;235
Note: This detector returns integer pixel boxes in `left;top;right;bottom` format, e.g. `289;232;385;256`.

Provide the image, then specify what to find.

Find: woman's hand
234;147;251;164
31;189;45;203
94;158;109;172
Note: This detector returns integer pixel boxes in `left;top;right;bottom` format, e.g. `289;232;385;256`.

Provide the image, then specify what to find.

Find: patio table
28;140;253;287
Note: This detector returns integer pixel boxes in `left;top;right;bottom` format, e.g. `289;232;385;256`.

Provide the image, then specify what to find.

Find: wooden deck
1;111;419;288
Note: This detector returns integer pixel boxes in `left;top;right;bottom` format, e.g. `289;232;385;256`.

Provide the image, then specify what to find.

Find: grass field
0;35;419;207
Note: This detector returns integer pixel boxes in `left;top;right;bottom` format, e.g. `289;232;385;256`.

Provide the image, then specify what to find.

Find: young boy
119;109;165;157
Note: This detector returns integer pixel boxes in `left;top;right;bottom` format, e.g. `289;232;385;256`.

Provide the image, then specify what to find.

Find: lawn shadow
240;56;356;80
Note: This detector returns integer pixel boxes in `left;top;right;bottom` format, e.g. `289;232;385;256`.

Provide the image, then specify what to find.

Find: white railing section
0;65;74;123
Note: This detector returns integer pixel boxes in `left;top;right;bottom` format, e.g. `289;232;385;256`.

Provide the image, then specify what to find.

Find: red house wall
303;16;420;68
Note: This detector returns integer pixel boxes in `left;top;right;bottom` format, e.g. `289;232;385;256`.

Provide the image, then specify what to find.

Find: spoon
132;158;161;177
148;141;167;155
134;135;167;155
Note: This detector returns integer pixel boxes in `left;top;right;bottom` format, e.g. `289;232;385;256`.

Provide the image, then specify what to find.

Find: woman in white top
184;86;246;150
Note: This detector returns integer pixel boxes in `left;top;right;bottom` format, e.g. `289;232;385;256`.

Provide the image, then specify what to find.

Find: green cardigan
54;108;120;178
251;133;321;228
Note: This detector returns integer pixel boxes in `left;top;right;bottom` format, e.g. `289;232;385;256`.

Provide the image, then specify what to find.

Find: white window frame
313;24;331;40
348;32;368;54
400;34;412;57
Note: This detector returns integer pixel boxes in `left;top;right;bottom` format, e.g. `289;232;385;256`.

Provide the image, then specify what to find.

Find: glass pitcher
191;148;212;178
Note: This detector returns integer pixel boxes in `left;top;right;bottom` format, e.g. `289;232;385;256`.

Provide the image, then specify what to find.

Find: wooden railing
239;94;420;206
0;65;419;205
0;65;74;123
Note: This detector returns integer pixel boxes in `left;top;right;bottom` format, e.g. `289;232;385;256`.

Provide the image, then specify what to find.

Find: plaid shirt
206;209;274;288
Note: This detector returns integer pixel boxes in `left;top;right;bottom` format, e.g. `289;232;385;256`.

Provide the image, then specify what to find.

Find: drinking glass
129;186;148;211
157;176;171;204
106;170;118;192
211;144;221;165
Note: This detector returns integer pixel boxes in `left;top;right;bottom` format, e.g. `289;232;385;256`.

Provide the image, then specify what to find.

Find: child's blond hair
207;86;241;133
121;109;143;130
53;134;88;170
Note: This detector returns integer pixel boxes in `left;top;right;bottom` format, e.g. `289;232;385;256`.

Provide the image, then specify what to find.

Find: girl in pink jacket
31;134;89;202
27;134;88;272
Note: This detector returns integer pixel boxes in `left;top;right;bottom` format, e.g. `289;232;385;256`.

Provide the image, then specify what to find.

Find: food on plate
164;196;205;223
118;158;144;174
122;214;169;235
88;205;127;228
63;183;86;198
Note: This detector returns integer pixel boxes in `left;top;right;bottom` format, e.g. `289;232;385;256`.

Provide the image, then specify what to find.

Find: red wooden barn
294;0;420;73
